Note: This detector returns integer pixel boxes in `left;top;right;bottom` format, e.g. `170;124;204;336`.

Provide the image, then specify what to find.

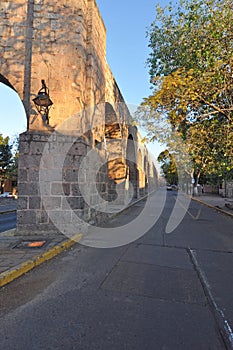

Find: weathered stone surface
28;168;40;182
36;210;49;224
62;196;85;210
17;210;37;225
41;196;61;210
29;196;41;209
51;182;70;196
17;196;28;210
18;168;28;182
18;182;39;196
70;184;81;196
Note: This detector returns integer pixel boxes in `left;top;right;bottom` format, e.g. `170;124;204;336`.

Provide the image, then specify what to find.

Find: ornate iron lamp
33;80;53;124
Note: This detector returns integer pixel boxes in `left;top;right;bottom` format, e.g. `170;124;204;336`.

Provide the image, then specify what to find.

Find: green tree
138;0;233;187
0;134;13;193
158;150;178;185
7;136;19;178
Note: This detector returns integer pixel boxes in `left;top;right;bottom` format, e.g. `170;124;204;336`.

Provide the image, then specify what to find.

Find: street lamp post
33;80;53;124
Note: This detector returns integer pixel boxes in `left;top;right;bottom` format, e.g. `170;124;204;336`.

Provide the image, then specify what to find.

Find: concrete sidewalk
191;193;233;217
0;231;82;287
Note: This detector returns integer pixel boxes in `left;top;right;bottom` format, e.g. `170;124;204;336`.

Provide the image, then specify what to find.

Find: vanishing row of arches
1;74;156;202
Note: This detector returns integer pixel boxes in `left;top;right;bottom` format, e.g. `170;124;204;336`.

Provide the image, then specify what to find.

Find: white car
0;192;15;198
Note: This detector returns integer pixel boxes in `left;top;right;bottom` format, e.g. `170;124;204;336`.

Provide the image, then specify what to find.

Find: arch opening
126;134;137;198
0;79;27;137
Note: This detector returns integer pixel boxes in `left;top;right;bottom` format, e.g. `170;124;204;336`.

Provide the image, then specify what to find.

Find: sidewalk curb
191;197;233;219
189;249;233;350
0;209;16;215
0;228;16;237
0;233;82;288
108;190;156;220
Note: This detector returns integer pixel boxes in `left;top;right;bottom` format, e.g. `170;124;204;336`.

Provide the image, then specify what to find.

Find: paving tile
122;244;193;270
101;261;207;305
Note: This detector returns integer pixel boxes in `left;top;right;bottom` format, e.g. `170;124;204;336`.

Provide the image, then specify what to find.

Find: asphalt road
0;211;16;233
0;190;232;350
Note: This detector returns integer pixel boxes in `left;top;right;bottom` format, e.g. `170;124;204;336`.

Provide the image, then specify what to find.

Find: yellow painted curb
192;197;233;218
0;233;82;288
0;228;16;237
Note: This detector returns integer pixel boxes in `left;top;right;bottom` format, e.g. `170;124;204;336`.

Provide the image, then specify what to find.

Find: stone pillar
17;131;109;236
17;132;54;235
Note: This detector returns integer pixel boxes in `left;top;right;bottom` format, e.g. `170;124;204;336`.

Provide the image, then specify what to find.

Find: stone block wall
17;126;158;235
17;131;110;235
0;1;27;95
226;181;233;198
17;132;56;234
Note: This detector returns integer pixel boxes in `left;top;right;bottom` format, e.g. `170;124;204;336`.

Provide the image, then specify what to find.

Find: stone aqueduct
0;0;157;234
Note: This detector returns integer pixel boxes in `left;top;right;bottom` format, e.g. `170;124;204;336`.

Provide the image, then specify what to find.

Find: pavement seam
188;248;233;350
98;243;131;291
0;233;82;288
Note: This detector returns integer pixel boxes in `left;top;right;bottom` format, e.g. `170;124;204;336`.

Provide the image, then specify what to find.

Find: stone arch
137;148;145;196
144;155;148;173
126;134;137;198
0;73;27;131
0;74;16;91
144;155;148;193
105;102;126;186
105;102;121;139
138;149;142;169
148;160;158;189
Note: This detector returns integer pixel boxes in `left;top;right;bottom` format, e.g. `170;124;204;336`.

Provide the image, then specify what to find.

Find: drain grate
13;240;48;249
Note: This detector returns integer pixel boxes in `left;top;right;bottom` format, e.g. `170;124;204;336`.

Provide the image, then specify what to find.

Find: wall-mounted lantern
33;79;53;124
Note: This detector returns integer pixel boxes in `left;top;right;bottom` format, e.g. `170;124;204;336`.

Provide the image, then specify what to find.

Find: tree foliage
0;134;14;192
158;150;178;184
0;135;12;171
138;0;233;185
7;136;19;178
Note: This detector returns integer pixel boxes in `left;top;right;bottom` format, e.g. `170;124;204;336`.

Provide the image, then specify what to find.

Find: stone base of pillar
16;131;109;236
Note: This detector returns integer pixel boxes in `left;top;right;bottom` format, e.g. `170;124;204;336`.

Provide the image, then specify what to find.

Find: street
0;211;16;233
0;190;232;349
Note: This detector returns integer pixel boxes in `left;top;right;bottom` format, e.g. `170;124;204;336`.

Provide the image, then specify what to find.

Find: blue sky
0;83;27;138
96;0;157;105
0;0;168;158
96;0;168;159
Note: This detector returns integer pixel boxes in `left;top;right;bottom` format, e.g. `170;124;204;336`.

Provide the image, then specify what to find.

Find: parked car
0;192;15;198
167;184;178;191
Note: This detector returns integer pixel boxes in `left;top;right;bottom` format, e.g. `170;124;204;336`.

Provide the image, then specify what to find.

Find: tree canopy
0;134;15;192
138;0;233;185
158;150;178;185
0;135;12;172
